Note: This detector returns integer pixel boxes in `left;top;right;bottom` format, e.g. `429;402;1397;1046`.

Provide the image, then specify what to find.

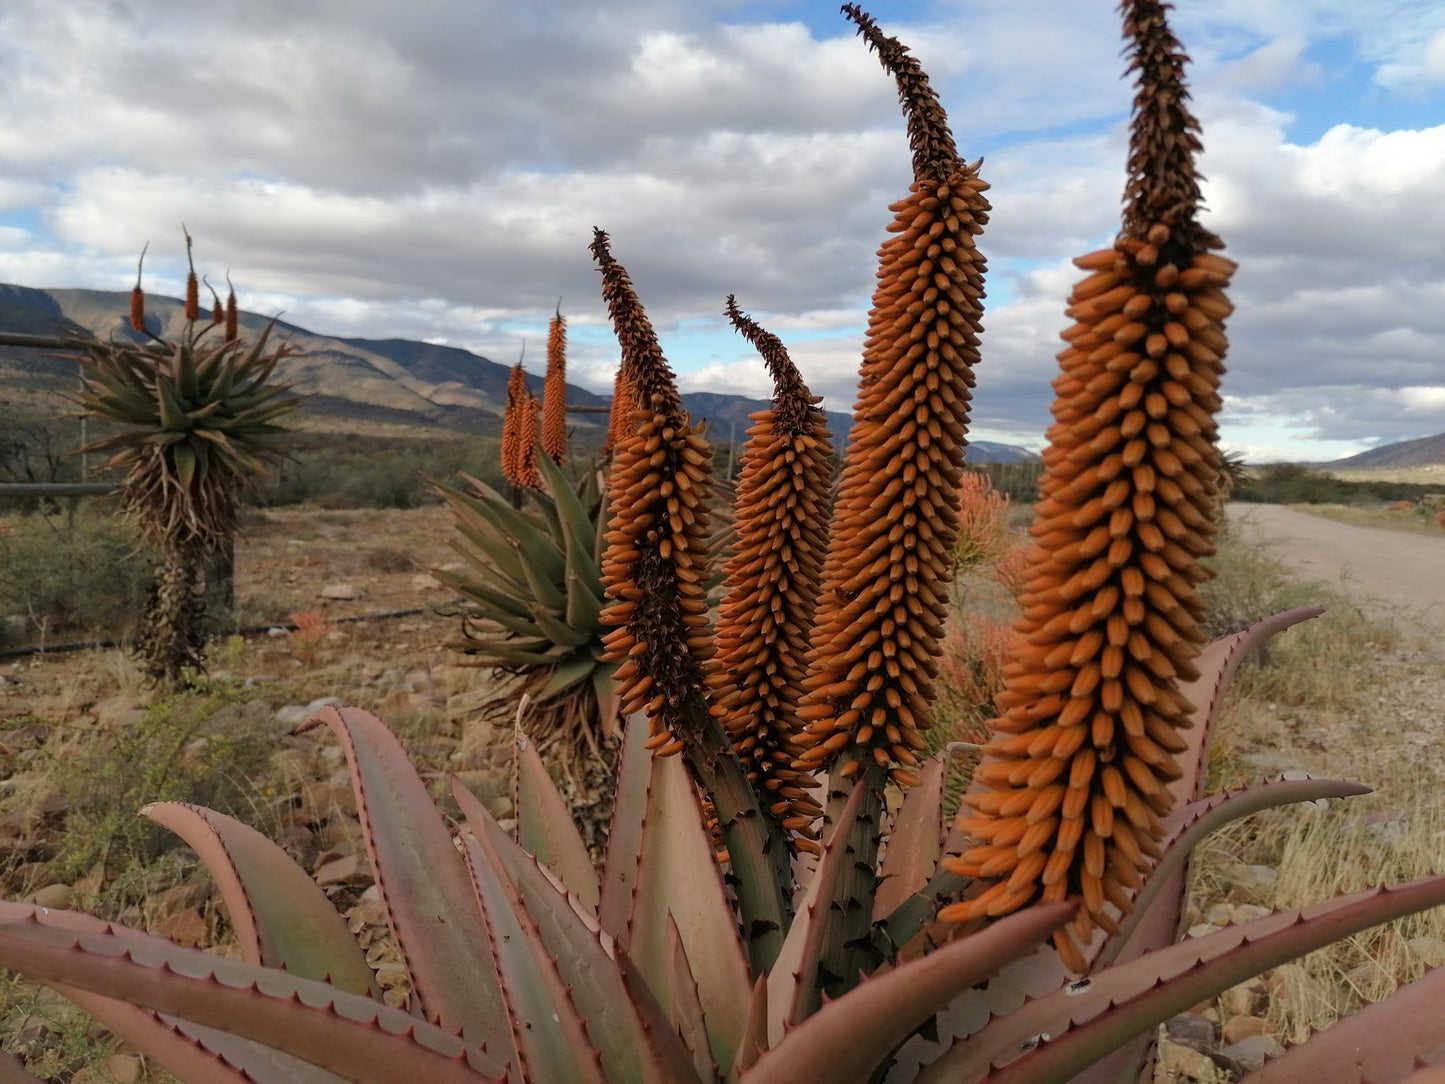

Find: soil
1226;502;1445;637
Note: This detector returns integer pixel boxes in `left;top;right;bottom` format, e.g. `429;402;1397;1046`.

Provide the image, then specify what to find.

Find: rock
146;881;210;925
1203;902;1232;926
300;781;357;821
1266;963;1331;1020
1245;752;1302;775
411;573;440;592
1219;1034;1285;1071
267;626;289;638
273;704;309;726
1230;903;1272;924
306;695;343;713
155;907;207;948
315;854;371;888
1344;958;1396;995
1221;1014;1276;1044
1223;863;1278;901
1187;922;1220;939
1156;1037;1218;1081
1220;978;1265;1018
1407;936;1445;967
400;669;431;694
320;582;359;601
30;883;72;910
1165;1012;1216;1052
73;1054;144;1084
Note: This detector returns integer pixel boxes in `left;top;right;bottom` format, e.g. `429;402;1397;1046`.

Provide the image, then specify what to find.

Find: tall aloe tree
75;263;299;684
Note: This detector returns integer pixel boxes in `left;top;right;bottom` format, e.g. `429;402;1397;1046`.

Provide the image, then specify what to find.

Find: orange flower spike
129;243;147;334
501;362;529;488
707;296;833;838
540;301;568;465
590;228;715;753
947;0;1235;972
183;226;199;321
516;393;542;490
794;7;989;779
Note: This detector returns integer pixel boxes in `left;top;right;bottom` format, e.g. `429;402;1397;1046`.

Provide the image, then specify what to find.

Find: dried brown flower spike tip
183;225;200;322
540;300;568;465
795;6;990;783
591;229;715;755
947;0;1236;973
707;296;833;850
129;243;148;333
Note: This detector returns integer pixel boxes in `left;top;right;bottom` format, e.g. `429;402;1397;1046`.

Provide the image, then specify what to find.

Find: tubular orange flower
945;0;1235;973
540;301;568;465
183;227;199;321
591;228;714;755
516;393;542;490
706;296;832;850
794;6;989;783
603;365;633;456
501;362;528;489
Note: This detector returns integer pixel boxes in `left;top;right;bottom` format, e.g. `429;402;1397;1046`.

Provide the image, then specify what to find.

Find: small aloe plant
3;5;1445;1083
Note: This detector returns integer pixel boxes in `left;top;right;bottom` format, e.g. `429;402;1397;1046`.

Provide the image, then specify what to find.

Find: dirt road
1226;503;1445;634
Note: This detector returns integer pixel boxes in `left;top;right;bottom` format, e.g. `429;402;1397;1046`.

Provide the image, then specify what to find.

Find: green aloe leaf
142;802;378;997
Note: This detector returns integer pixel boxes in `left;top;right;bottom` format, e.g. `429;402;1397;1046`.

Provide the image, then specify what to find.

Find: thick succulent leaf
0;1050;42;1083
512;734;600;910
1173;606;1323;806
453;781;698;1084
599;715;652;939
530;604;590;648
766;777;870;1044
744;902;1076;1084
142;802;378;996
456;472;567;583
516;541;569;613
1241;966;1445;1083
735;976;770;1078
668;915;720;1083
614;946;710;1084
458;829;606;1084
300;707;511;1057
0;903;502;1083
537;453;602;585
1092;777;1370;972
874;755;945;921
625;724;752;1075
926;876;1445;1084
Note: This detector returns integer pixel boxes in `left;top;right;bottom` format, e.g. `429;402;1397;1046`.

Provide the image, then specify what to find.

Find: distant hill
0;282;1037;463
1326;431;1445;471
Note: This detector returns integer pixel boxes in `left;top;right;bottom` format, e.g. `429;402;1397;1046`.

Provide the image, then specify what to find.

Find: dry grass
1189;520;1445;1043
1289;501;1445;536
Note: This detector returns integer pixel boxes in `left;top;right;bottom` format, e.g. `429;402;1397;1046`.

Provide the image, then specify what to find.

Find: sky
1;1;1443;462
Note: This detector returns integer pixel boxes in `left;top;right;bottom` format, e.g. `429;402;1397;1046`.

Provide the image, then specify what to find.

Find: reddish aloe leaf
613;945;709;1084
1239;966;1445;1083
1091;777;1371;971
668;915;719;1082
0;1050;42;1083
143;802;378;997
626;731;751;1074
735;974;769;1076
300;707;511;1056
1173;606;1323;806
744;902;1076;1084
458;829;606;1084
453;779;696;1084
1400;1066;1445;1084
12;898;348;1083
766;776;870;1044
512;733;600;912
930;876;1445;1084
599;715;651;940
874;755;945;921
0;903;503;1083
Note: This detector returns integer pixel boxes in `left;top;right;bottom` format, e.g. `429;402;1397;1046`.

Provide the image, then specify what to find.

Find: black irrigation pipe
0;607;432;662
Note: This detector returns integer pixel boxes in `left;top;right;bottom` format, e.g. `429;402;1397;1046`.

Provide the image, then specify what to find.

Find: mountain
1326;431;1445;471
0;282;1037;462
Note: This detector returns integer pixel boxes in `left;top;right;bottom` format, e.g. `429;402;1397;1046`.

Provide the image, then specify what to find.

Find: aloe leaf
766;776;870;1045
529;603;589;647
563;524;604;631
0;1050;43;1082
814;763;888;1003
613;945;711;1084
1173;606;1323;806
431;568;532;619
600;716;652;941
173;442;197;489
142;802;378;997
745;902;1076;1084
536;656;597;701
538;454;600;573
930;876;1445;1084
512;734;600;911
734;975;770;1078
668;915;720;1082
1239;966;1445;1083
591;664;621;741
874;755;945;921
300;707;512;1058
1092;777;1371;971
458;828;606;1083
452;780;697;1084
624;724;752;1075
457;472;567;583
0;903;503;1083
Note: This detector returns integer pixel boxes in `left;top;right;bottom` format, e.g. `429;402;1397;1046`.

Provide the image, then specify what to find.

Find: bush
0;512;154;647
1237;463;1438;506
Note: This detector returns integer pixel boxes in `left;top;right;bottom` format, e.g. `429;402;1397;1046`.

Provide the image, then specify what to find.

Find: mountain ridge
0;282;1038;462
1325;431;1445;471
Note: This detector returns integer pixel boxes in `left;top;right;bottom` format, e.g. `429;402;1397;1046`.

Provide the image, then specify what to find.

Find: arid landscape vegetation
2;2;1445;1083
